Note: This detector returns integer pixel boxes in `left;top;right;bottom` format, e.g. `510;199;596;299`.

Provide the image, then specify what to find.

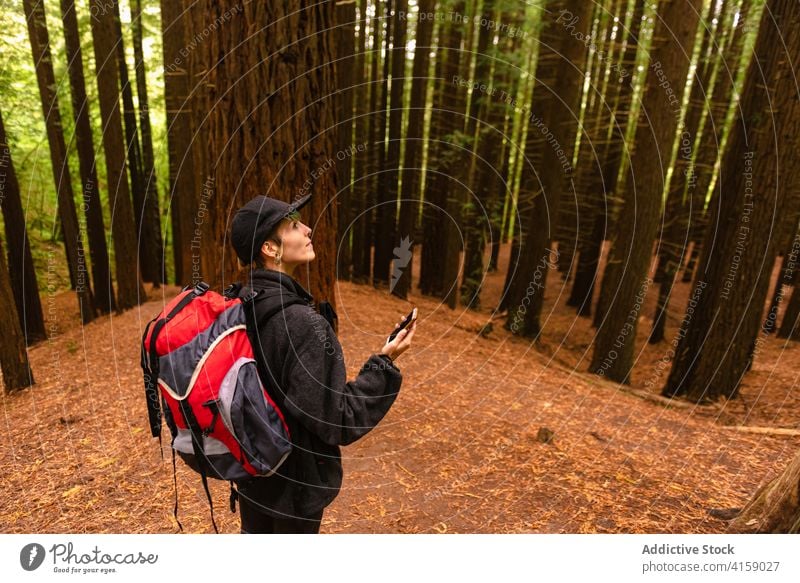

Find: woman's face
262;213;315;270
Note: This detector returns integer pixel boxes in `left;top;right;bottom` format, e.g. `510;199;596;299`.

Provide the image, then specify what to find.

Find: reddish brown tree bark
681;0;753;282
181;0;340;307
160;0;197;286
88;0;146;310
505;0;593;338
663;0;800;402
335;0;357;282
0;235;34;393
420;0;467;308
590;0;704;382
132;0;166;285
376;0;407;291
650;0;724;344
351;0;374;284
24;0;95;322
0;108;46;344
393;0;435;300
60;0;116;315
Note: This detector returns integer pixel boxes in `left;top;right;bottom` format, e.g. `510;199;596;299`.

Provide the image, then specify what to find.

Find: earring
275;254;282;265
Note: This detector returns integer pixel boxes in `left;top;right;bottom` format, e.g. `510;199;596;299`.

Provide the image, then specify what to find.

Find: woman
229;194;416;533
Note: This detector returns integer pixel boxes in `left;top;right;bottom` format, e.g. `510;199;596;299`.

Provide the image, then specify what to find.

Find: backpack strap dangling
229;481;238;513
178;399;219;534
171;445;183;533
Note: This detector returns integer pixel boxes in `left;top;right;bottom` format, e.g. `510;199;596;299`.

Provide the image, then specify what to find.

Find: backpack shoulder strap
252;289;308;322
234;285;308;414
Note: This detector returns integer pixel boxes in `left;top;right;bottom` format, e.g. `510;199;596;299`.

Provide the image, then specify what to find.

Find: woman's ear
261;240;276;260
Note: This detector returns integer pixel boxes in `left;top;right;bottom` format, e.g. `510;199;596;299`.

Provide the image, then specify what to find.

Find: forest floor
1;243;799;533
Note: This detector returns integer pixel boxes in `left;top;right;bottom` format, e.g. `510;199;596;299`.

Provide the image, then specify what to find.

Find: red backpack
140;281;304;532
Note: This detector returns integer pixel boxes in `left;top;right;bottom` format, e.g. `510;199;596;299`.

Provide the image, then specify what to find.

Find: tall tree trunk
567;0;625;312
418;0;451;301
420;0;467;308
183;0;212;288
650;0;723;344
379;0;407;292
486;9;526;275
562;0;607;283
498;35;537;314
0;235;34;393
393;0;435;300
111;1;148;278
60;0;116;315
88;0;145;311
589;0;703;383
373;0;393;288
181;0;340;306
351;0;372;284
0;109;46;344
132;0;165;285
23;0;95;323
582;0;646;323
554;0;614;280
160;0;197;286
662;0;800;402
335;0;356;283
681;0;753;283
505;0;592;338
504;1;565;325
459;0;496;310
361;1;389;283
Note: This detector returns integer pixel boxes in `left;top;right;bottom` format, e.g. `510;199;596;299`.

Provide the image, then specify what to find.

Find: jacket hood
244;268;314;306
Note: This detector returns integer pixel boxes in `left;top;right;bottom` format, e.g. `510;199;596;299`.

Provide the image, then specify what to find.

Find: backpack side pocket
224;358;292;476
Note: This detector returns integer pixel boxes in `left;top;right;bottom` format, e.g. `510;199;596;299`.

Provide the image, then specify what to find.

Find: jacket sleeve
276;304;403;447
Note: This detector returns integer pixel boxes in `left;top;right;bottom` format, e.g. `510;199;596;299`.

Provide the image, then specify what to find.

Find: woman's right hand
380;308;418;361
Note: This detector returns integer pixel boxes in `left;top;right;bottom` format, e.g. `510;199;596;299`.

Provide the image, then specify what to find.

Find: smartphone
387;307;418;343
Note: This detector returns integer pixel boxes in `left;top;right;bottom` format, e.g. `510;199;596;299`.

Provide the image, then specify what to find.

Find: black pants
239;494;323;534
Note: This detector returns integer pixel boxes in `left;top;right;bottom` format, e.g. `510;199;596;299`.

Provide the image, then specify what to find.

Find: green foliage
0;0;170;292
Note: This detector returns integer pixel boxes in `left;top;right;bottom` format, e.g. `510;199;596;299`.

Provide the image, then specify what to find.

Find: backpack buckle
194;282;210;295
202;399;221;437
223;283;241;299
